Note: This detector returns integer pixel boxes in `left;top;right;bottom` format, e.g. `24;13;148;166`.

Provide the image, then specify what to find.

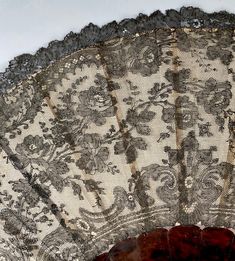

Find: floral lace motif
1;6;235;91
0;6;235;261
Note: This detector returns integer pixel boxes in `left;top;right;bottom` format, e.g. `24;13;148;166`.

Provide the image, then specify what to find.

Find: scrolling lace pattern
0;7;235;261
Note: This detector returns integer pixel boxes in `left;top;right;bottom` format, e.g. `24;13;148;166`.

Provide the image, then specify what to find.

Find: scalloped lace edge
1;6;235;90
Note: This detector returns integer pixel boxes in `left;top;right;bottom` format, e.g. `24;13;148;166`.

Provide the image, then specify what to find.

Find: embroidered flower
196;78;232;115
207;43;233;65
10;179;50;206
0;208;37;235
15;135;50;166
162;96;199;129
127;36;162;76
103;50;127;78
76;133;110;174
76;86;116;126
164;68;191;93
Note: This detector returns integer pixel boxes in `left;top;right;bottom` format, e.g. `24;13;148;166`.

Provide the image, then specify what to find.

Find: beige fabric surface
0;26;235;260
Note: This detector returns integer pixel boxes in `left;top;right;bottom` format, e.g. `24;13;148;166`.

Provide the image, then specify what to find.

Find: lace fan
0;6;235;261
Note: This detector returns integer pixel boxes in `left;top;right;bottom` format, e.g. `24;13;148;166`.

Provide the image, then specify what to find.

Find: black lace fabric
1;6;235;92
0;6;235;261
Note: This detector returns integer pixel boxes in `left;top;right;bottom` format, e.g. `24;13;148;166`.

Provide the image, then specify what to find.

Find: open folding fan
0;6;235;261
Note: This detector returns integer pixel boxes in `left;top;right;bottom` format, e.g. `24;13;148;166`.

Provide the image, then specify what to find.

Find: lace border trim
1;6;235;91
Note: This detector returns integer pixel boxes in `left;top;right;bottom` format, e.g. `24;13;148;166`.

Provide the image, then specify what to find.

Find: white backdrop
0;0;234;71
